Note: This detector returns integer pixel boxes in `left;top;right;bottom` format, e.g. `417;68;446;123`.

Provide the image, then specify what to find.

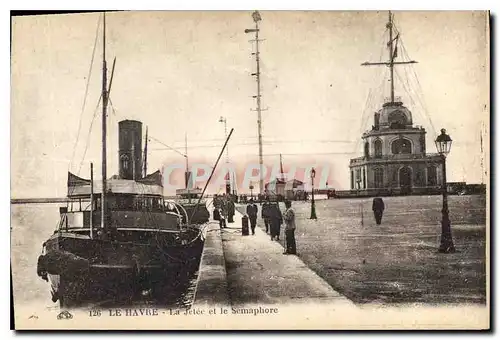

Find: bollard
241;215;249;236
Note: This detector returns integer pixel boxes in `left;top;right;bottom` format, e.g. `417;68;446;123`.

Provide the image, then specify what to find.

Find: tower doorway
399;166;412;195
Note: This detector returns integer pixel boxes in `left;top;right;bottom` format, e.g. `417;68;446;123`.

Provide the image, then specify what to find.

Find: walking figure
246;199;258;235
372;197;385;225
283;200;297;255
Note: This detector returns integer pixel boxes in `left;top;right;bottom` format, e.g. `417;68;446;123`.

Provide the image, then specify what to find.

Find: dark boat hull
37;227;205;307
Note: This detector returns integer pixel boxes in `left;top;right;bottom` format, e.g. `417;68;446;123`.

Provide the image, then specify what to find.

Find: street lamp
310;168;317;219
250;183;254;199
435;128;455;253
219;116;230;194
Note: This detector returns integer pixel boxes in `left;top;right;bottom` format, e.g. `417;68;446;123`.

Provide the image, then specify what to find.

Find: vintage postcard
10;10;490;330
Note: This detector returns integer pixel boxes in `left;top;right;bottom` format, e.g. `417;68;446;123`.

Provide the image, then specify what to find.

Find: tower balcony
349;153;442;167
362;125;426;138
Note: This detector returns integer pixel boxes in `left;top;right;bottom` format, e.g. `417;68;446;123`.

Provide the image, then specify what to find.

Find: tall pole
361;11;417;102
143;126;148;177
101;12;108;234
280;153;285;181
439;155;455;253
245;11;265;195
310;169;317;220
388;11;395;103
185;132;191;204
255;18;264;195
90;162;94;239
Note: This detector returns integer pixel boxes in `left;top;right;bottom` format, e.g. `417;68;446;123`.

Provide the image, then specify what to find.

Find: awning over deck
67;170;163;197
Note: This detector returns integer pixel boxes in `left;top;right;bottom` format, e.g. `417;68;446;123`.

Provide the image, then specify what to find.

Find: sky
10;10;489;198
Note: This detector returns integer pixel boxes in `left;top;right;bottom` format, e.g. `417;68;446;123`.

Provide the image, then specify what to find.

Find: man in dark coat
227;197;235;223
372;197;385;225
283;200;297;254
219;199;228;228
246;199;259;235
261;198;271;234
268;203;282;241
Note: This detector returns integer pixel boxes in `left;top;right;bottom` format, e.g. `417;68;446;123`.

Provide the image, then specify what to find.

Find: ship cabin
59;171;183;237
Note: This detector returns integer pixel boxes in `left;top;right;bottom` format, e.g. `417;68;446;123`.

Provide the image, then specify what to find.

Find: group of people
241;196;386;257
246;198;297;255
213;193;236;228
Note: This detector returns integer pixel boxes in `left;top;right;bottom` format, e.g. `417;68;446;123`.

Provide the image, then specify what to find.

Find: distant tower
349;11;443;196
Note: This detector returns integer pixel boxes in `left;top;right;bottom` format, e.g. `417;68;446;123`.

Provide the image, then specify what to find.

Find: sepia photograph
10;9;490;330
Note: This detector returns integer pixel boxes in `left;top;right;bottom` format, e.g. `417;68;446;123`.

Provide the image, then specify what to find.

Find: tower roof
376;101;413;129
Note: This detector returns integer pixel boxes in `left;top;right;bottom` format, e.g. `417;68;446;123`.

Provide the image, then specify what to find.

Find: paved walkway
192;222;230;308
221;209;356;308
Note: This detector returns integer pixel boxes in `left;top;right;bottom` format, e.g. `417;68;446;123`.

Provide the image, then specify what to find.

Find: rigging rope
392;20;437;138
353;28;389;154
75;95;102;177
69;16;102;172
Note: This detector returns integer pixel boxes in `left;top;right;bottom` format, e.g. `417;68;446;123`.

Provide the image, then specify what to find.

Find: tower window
388;111;407;129
427;166;437;186
374;168;384;188
391;138;412;154
420;134;426;154
374;139;383;158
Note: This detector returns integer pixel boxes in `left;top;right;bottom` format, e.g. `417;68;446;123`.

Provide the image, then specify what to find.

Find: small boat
175;188;210;225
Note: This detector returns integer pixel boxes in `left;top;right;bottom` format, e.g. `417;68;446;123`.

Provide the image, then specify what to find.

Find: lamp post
310;168;317;219
219;116;230;194
250;183;254;199
435;128;455;253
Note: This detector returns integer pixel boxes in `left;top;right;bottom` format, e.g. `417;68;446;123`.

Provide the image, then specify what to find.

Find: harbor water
11;203;201;311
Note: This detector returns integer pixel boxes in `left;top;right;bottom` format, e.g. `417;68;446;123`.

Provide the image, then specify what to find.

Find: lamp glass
435;128;452;156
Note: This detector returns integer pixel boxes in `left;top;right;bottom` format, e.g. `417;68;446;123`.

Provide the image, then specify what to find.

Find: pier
192;194;487;307
193;206;355;310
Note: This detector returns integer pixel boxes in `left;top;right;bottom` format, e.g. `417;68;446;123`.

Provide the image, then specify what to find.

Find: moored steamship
36;14;205;307
37;120;205;307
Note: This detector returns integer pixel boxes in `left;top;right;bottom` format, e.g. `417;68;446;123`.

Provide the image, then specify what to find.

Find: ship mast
143;126;148;177
361;11;417;104
101;12;108;234
185;132;191;204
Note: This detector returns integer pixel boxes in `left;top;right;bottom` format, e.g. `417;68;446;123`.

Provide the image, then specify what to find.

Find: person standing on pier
283;200;297;255
269;202;282;241
227;196;235;223
246;199;258;235
219;197;228;229
262;198;271;234
372;197;385;225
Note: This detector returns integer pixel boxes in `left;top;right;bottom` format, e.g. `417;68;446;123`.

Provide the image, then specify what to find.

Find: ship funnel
118;120;143;180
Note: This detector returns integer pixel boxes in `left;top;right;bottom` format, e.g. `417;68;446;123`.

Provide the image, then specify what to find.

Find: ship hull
38;227;205;307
